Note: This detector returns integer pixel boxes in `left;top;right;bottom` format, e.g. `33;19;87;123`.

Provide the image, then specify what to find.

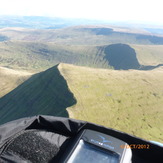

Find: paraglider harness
0;115;162;163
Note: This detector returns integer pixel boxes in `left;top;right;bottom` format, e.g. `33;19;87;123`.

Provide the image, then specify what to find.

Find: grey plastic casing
64;129;132;163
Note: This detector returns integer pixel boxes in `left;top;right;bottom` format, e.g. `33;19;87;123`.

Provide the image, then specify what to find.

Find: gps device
63;129;132;163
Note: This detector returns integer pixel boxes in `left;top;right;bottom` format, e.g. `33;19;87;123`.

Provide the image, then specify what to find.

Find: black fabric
3;130;66;163
0;115;162;163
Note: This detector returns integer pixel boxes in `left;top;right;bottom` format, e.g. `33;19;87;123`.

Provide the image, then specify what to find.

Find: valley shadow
139;64;163;70
104;44;140;70
0;64;77;125
104;43;163;70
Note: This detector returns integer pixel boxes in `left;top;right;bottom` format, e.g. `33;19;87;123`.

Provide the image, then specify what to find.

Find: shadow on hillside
85;27;163;44
0;65;77;125
104;44;163;70
104;44;140;70
139;64;163;70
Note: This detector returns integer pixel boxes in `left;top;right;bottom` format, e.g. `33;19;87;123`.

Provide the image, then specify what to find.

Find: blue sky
0;0;163;25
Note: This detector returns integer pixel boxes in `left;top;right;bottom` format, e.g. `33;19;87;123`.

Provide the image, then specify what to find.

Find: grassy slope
1;41;163;72
0;63;163;142
0;41;110;71
59;63;163;143
1;27;163;72
0;64;76;124
131;44;163;66
0;67;32;97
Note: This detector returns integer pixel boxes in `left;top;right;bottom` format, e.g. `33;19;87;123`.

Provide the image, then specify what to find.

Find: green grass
0;63;163;142
0;66;32;97
0;64;76;124
59;63;163;143
1;41;163;72
0;26;163;143
131;44;163;66
0;41;110;71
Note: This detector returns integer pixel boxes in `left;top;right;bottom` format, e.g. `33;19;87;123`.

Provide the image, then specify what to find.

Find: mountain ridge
0;64;163;143
1;25;163;45
59;63;163;143
1;41;163;72
0;64;76;124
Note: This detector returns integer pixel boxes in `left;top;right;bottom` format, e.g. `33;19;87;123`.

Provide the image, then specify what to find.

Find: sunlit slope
0;65;76;124
0;67;32;97
131;44;163;66
1;41;163;72
1;63;163;142
59;63;163;143
0;41;109;71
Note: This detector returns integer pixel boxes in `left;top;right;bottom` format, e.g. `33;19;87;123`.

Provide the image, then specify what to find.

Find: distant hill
0;41;110;71
0;63;163;143
0;16;86;29
1;26;163;45
0;16;117;29
1;41;163;71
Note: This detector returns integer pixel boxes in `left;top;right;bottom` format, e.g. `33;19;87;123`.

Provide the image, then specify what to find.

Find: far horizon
1;15;163;29
0;0;163;26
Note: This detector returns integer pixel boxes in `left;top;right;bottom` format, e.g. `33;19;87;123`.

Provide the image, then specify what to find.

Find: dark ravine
0;64;77;125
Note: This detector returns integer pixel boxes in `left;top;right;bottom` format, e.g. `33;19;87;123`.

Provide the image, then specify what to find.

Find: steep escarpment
0;64;76;124
104;44;140;70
